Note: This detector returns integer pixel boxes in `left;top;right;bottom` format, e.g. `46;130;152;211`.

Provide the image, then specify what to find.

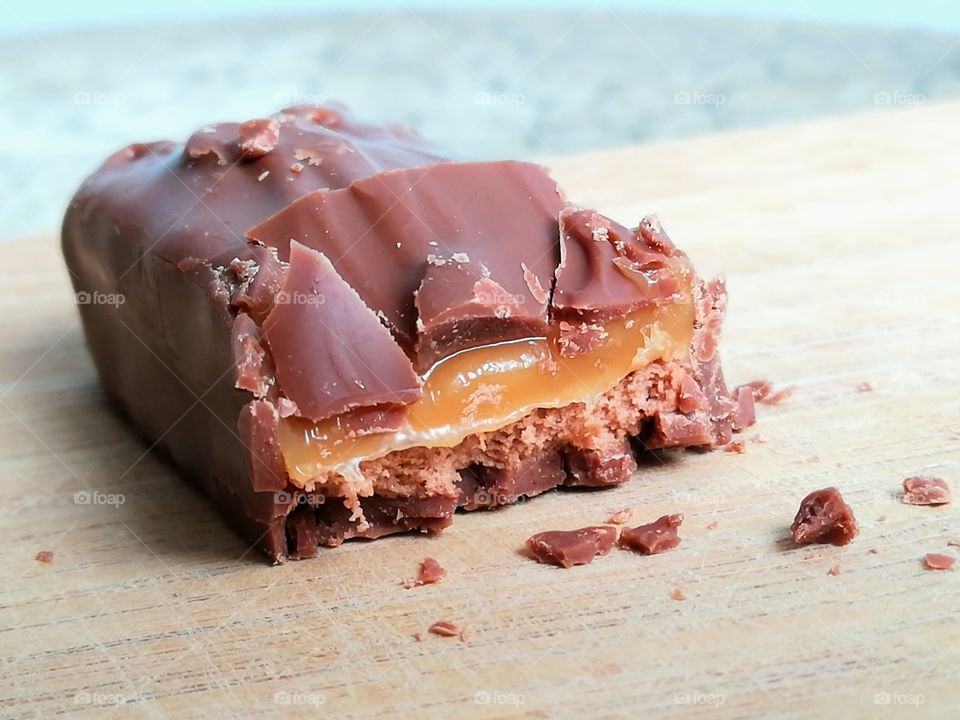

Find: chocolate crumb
790;487;858;546
619;514;683;555
670;588;686;601
869;548;880;555
35;550;54;564
607;507;634;525
706;520;719;530
526;526;618;568
856;382;875;392
901;476;951;506
402;557;447;589
827;564;841;576
237;118;280;159
923;553;955;571
428;620;468;640
724;441;745;454
876;515;887;523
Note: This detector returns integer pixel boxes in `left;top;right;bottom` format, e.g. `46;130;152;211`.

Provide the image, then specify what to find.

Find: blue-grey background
2;0;959;237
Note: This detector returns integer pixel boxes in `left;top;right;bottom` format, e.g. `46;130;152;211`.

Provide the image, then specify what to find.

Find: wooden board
2;101;959;719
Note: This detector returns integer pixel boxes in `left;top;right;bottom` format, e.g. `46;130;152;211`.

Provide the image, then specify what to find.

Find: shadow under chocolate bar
62;104;753;563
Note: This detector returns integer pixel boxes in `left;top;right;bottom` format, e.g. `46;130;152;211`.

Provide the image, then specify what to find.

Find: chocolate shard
220;245;287;323
790;487;858;546
237;400;288;492
246;161;563;353
619;514;683;555
552;207;682;322
413;254;548;370
526;526;618;568
232;313;274;398
901;476;951;506
261;241;421;422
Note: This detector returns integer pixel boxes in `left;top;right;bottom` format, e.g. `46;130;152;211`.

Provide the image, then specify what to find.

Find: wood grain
2;101;959;719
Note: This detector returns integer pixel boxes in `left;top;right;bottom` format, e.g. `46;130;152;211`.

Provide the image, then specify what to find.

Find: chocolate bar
62;104;752;563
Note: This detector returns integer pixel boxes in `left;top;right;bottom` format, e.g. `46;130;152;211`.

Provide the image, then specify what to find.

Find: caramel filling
277;291;696;489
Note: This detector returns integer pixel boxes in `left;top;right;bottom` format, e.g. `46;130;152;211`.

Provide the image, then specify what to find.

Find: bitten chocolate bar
62;104;753;562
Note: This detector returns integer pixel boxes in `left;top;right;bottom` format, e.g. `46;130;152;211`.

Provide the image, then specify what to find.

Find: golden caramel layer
278;291;696;489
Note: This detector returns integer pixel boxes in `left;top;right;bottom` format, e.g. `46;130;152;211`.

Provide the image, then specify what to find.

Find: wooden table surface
2;101;959;719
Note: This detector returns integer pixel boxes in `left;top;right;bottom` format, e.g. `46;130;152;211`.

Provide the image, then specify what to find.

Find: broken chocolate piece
428;620;467;639
607;507;634;525
35;550;54;564
923;553;955;571
402;557;447;588
261;241;421;422
552;208;681;322
232;313;273;398
619;514;683;555
901;476;951;506
526;526;618;568
413;254;546;370
670;588;686;601
790;487;858;546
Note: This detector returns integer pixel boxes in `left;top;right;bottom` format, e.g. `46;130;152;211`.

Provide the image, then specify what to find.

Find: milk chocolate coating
553;207;682;321
62;104;748;562
246;160;563;353
262;241;421;422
